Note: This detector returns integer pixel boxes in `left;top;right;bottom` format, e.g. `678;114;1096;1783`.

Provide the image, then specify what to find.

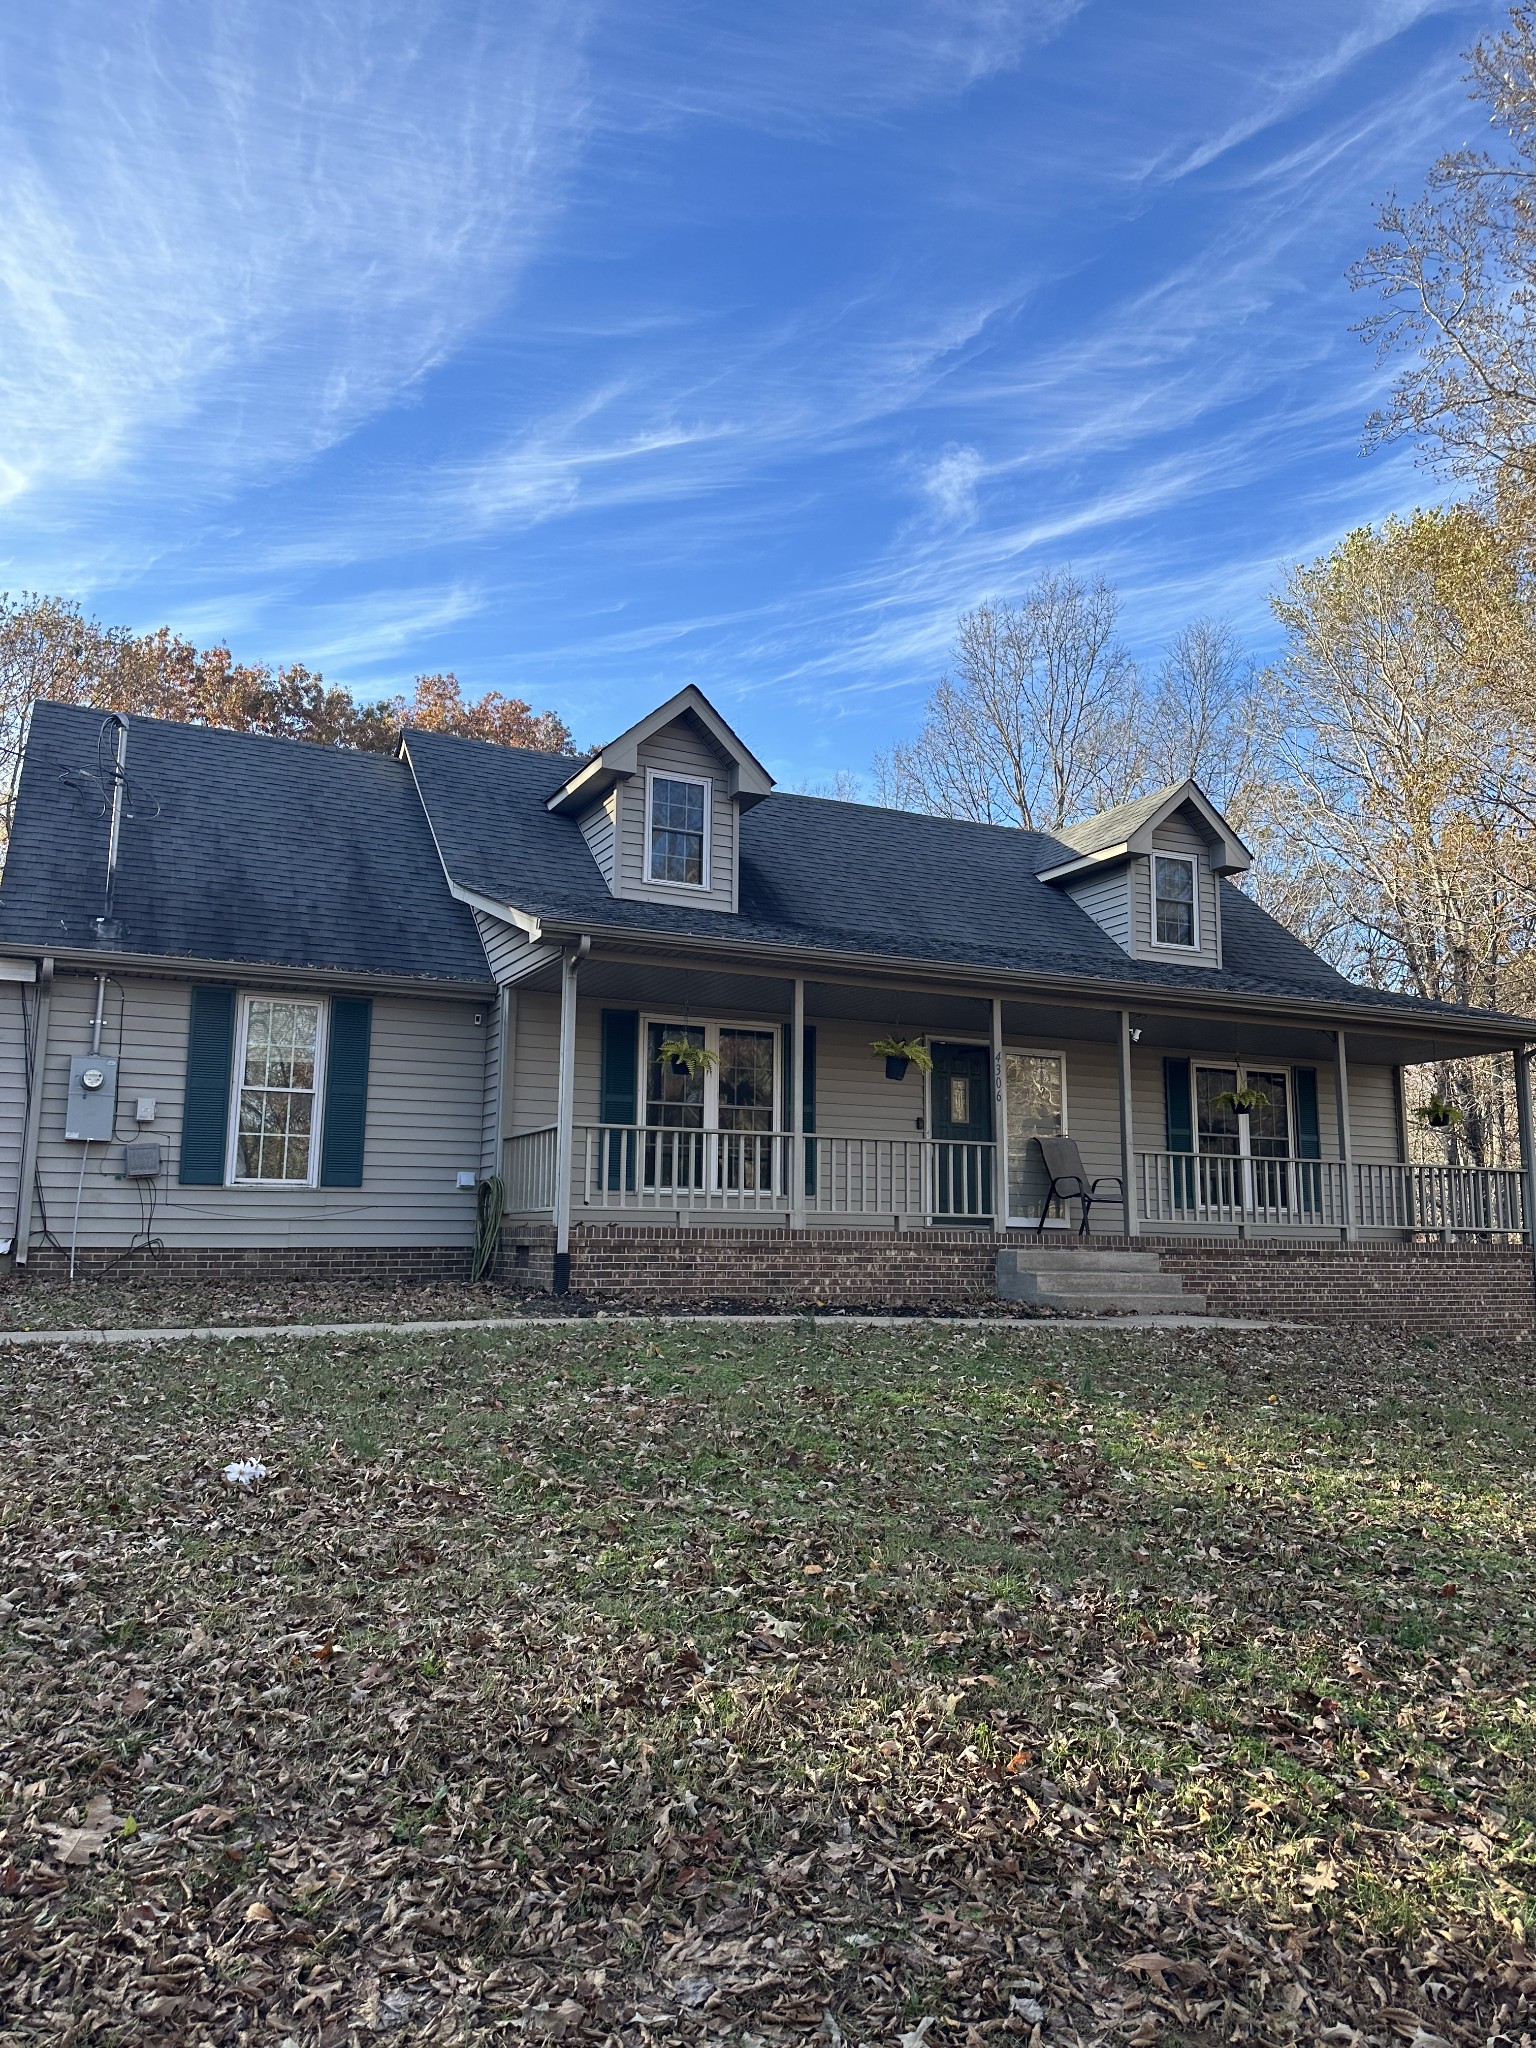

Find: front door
930;1041;993;1219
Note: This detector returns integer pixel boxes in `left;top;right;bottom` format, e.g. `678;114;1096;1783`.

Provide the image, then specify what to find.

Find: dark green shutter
179;986;236;1185
599;1009;639;1191
1163;1057;1193;1150
1163;1055;1193;1209
320;997;372;1188
1293;1065;1321;1217
802;1025;817;1198
1293;1068;1321;1157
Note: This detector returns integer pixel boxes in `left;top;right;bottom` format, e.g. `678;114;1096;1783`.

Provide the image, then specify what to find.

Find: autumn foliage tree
0;592;572;836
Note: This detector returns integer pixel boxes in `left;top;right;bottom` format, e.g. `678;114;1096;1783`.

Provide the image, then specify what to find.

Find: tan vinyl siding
578;791;618;890
810;1018;928;1137
479;1006;501;1177
1064;867;1131;953
28;974;485;1251
1347;1062;1403;1163
509;989;560;1134
0;980;28;1247
1134;815;1221;968
614;721;738;912
473;909;531;982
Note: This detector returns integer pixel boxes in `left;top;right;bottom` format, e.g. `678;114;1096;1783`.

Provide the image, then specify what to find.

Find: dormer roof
1035;779;1251;883
545;685;775;816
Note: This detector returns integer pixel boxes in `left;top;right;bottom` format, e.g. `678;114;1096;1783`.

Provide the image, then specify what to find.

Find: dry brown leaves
0;1320;1532;2047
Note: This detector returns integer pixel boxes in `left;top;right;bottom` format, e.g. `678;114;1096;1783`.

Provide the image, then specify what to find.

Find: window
1004;1050;1066;1223
647;772;709;887
1153;854;1198;948
230;997;324;1184
640;1017;777;1192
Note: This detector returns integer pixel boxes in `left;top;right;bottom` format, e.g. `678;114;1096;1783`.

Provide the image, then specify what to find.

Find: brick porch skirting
559;1221;997;1308
20;1245;478;1287
512;1221;1536;1330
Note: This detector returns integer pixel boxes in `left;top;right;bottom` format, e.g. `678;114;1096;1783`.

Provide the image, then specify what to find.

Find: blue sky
0;0;1500;783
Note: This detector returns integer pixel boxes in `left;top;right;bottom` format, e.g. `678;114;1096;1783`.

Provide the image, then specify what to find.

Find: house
1;688;1533;1324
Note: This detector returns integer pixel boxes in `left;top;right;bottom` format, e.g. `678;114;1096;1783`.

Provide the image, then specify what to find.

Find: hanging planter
1415;1092;1463;1130
870;1035;933;1081
657;1036;717;1081
1213;1084;1271;1118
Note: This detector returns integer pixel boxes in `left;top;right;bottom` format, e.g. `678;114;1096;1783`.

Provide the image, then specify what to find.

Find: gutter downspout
551;935;590;1295
14;957;54;1266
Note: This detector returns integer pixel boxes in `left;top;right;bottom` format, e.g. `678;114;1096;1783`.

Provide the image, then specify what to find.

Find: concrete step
1000;1247;1165;1275
997;1246;1208;1316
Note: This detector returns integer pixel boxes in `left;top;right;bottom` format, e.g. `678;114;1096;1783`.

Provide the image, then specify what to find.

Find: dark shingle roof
1052;783;1188;856
402;726;1512;1024
0;704;490;984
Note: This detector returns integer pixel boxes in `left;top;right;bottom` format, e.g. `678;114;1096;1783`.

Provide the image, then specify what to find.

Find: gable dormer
546;685;774;914
1036;781;1250;970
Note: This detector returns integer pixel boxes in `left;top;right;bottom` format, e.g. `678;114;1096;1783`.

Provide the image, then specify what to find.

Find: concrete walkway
0;1311;1291;1347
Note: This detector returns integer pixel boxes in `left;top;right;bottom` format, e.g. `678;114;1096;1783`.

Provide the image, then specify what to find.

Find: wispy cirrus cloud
0;0;591;504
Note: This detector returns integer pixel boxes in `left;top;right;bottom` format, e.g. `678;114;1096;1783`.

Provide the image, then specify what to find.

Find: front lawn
1;1323;1532;2044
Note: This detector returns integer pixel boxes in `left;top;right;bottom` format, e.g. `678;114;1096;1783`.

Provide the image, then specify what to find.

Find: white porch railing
804;1135;995;1219
1139;1150;1526;1238
1138;1150;1349;1230
530;1125;999;1219
1353;1160;1525;1236
508;1129;1528;1237
504;1125;559;1213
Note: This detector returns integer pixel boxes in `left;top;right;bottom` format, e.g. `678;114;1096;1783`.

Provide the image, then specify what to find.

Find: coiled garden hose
471;1173;506;1284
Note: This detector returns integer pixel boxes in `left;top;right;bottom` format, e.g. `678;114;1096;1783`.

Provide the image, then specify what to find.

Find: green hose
472;1173;506;1284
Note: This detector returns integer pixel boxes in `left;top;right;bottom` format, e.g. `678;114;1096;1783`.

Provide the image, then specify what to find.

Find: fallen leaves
0;1315;1530;2045
44;1794;125;1865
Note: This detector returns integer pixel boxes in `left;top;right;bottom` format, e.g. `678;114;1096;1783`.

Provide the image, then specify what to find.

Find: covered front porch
491;943;1536;1277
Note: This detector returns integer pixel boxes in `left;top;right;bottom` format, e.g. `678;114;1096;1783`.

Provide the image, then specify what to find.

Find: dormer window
1153;854;1198;949
648;771;710;887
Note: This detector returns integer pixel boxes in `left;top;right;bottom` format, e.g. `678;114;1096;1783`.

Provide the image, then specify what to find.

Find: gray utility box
65;1055;118;1142
122;1140;162;1179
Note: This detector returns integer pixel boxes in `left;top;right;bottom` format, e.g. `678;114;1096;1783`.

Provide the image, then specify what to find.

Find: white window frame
638;1014;781;1129
645;768;712;890
1001;1046;1069;1227
1191;1061;1296;1160
1149;852;1200;952
226;993;328;1188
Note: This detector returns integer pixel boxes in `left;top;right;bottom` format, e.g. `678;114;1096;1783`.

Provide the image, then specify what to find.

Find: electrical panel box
122;1139;162;1179
65;1055;118;1142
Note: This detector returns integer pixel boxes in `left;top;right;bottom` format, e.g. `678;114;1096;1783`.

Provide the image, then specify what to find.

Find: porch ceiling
510;941;1532;1059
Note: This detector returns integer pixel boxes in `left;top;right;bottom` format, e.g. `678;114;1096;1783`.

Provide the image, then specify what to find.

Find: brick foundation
562;1221;997;1308
1149;1238;1536;1335
511;1220;1536;1330
19;1225;1533;1333
21;1244;479;1287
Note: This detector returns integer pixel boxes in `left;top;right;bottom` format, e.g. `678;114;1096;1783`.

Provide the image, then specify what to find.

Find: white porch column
1334;1029;1356;1242
1513;1045;1536;1298
552;939;587;1293
790;976;805;1232
991;996;1008;1236
1118;1009;1139;1238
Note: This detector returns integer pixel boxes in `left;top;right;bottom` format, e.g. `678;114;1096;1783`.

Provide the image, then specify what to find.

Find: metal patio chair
1033;1135;1125;1236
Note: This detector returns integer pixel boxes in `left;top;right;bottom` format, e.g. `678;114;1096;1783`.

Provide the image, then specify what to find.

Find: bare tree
874;572;1139;830
1352;5;1536;486
1137;616;1262;819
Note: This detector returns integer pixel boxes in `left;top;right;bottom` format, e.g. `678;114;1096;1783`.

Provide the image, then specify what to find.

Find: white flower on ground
222;1459;269;1485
